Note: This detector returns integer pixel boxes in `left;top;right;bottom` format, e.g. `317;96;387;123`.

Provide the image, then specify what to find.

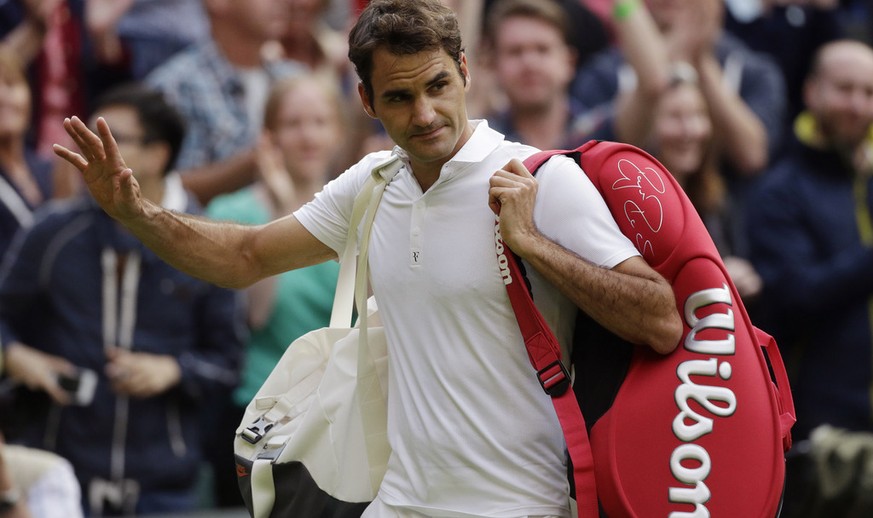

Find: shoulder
31;197;92;228
13;197;94;252
336;150;397;187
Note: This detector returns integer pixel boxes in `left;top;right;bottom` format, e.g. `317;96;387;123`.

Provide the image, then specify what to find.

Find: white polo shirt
295;121;638;518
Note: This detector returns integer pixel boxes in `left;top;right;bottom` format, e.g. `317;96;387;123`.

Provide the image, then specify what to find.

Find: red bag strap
495;148;599;517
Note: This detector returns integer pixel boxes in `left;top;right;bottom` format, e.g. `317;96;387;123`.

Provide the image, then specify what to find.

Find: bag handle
336;155;402;495
754;326;796;451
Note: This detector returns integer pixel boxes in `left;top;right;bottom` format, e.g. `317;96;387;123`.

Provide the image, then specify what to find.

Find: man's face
0;77;30;140
359;47;472;176
493;16;574;112
270;80;341;183
229;0;292;42
653;82;712;179
807;45;873;149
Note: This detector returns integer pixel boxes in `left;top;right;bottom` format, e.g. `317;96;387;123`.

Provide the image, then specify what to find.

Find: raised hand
255;133;296;215
52;116;145;222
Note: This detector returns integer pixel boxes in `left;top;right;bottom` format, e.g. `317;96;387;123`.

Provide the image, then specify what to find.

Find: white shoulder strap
330;155;402;328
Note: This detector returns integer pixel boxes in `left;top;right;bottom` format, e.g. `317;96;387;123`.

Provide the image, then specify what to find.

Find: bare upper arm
248;214;338;279
611;254;666;284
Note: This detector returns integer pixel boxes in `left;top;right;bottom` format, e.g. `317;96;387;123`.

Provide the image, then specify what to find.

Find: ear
460;52;472;92
358;82;378;119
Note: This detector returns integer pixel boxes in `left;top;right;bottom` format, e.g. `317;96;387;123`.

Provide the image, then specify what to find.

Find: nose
411;96;436;128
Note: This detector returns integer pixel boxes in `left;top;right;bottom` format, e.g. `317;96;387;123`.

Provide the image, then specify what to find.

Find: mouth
411;125;445;141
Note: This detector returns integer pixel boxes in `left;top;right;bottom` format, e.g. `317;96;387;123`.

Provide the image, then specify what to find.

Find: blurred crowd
0;0;871;516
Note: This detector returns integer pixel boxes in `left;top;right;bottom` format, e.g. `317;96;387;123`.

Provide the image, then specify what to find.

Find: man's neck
0;137;25;167
409;121;475;192
511;96;569;150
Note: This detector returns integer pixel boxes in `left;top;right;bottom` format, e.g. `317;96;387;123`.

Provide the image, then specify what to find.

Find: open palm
53;116;144;221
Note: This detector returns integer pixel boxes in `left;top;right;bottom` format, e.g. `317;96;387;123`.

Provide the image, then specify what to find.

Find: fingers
52;144;89;172
62;116;102;162
502;158;533;178
44;380;73;406
95;116;121;162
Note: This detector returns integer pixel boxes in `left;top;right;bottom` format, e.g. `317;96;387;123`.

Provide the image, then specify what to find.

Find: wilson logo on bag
521;140;796;517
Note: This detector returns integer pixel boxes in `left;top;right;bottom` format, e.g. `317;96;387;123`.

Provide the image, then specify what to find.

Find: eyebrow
380;70;452;100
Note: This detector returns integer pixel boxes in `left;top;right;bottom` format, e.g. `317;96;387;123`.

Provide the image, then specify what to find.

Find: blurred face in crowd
805;41;873;150
268;78;342;183
0;70;30;141
222;0;291;43
492;15;575;113
285;0;325;38
358;47;472;177
652;80;712;180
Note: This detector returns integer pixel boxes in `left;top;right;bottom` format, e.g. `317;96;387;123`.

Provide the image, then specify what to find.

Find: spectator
484;0;584;151
206;73;341;435
0;83;244;516
86;0;211;81
573;0;786;179
747;38;873;441
745;37;873;518
644;67;762;302
484;0;609;72
275;0;371;173
146;0;304;205
723;0;845;147
0;48;52;261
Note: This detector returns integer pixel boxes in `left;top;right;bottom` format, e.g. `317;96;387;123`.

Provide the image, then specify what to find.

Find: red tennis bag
522;141;796;517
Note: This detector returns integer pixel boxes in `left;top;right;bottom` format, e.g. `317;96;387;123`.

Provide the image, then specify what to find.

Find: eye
386;93;410;104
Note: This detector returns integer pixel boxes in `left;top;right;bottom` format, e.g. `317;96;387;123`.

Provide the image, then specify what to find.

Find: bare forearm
519;234;681;354
125;200;265;288
612;0;671;145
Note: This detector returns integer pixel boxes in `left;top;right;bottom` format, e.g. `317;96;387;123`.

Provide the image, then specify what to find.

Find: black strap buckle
537;360;571;397
241;416;274;445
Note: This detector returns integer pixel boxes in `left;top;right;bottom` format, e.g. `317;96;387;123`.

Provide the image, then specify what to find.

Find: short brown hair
348;0;464;102
485;0;572;48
